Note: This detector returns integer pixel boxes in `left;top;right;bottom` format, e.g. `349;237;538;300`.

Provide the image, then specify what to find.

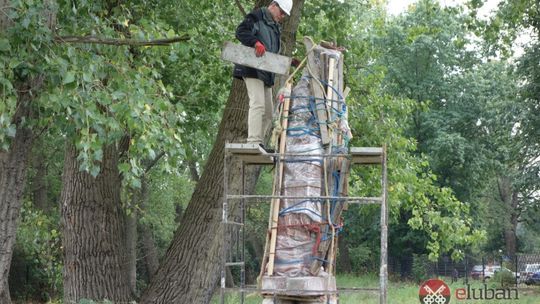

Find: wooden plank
338;54;344;97
350;147;383;156
350;147;383;164
221;41;291;75
266;81;292;276
225;143;264;154
352;156;382;165
326;57;337;143
225;143;274;164
303;37;330;145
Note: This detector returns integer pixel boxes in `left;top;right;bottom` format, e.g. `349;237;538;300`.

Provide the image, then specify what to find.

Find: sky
386;0;501;18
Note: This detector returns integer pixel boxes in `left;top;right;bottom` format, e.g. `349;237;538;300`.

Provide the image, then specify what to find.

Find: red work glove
254;41;266;57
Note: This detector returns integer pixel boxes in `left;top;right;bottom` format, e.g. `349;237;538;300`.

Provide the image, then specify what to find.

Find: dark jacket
233;7;281;87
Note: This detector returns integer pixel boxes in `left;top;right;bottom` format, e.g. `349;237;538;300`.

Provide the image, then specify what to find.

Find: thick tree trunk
0;76;44;303
139;2;304;303
61;143;133;303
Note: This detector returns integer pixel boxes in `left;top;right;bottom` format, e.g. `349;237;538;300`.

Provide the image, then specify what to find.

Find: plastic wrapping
268;44;350;303
274;74;323;277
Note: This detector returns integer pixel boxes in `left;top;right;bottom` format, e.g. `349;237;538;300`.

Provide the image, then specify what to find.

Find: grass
212;273;540;303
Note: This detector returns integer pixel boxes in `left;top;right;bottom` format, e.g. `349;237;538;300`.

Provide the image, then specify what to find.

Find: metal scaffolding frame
220;143;388;304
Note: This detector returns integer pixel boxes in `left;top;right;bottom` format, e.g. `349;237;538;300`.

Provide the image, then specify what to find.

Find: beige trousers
244;77;273;144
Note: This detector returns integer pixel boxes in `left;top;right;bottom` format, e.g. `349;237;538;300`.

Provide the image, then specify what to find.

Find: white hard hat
274;0;292;16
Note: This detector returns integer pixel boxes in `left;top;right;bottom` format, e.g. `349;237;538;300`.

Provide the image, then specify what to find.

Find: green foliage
471;0;539;57
1;0;190;186
491;269;515;287
13;200;62;301
139;166;195;251
0;0;54;150
411;254;430;283
349;243;376;274
300;0;485;261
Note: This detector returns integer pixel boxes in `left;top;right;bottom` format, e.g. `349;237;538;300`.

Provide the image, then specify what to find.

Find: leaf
82;72;92;83
90;166;100;178
118;163;130;174
94;149;103;161
63;71;76;85
111;91;126;100
0;39;10;52
148;148;156;159
21;17;30;29
131;178;141;189
6;125;16;138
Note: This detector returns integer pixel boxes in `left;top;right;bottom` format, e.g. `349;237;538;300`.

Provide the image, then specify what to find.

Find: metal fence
387;253;540;286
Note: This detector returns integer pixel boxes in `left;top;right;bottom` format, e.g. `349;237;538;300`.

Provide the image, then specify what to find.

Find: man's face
268;3;287;23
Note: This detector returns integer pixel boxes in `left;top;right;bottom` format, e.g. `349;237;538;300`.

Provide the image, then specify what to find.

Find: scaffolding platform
224;143;384;165
260;275;336;297
220;143;388;304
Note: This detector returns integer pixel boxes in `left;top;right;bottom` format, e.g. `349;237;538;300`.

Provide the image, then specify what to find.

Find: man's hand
254;41;266;57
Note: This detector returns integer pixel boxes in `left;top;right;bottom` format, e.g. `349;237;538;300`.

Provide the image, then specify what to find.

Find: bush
412;254;430;283
349;244;376;274
10;201;63;302
492;269;515;287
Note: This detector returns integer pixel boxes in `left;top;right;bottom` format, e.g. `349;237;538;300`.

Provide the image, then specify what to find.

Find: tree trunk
32;143;50;211
0;0;55;299
0;76;44;303
61;143;133;303
139;2;304;302
497;176;518;257
0;114;32;304
337;236;353;273
504;191;519;257
138;176;160;281
138;76;250;303
125;210;138;296
140;223;160;281
246;231;263;283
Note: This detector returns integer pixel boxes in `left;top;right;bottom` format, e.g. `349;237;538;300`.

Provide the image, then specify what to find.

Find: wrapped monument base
261;275;337;304
259;37;350;304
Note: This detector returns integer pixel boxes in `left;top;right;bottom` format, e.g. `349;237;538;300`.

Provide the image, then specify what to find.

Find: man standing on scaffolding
233;0;292;152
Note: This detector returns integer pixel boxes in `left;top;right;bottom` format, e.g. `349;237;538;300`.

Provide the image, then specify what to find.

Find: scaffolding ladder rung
225;262;245;267
222;221;244;226
226;194;382;204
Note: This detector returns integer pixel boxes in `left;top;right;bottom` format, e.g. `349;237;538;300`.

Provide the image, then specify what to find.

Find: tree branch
144;151;165;174
235;0;246;16
54;34;190;46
